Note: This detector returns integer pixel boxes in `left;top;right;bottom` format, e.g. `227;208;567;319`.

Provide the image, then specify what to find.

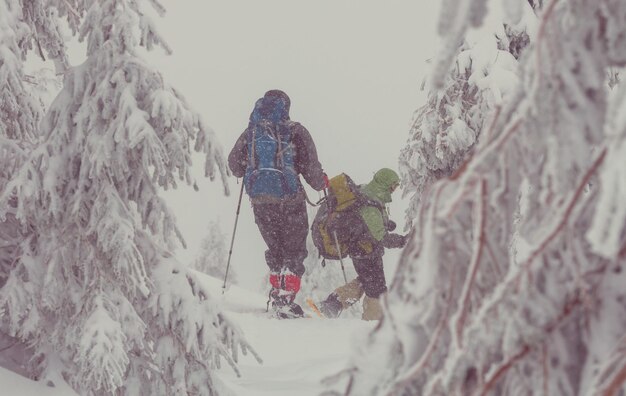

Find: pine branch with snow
0;0;249;394
344;0;626;395
0;0;67;296
399;0;536;225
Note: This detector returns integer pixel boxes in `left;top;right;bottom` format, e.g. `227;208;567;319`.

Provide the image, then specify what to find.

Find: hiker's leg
253;203;285;306
352;251;386;320
352;252;387;299
254;199;306;318
270;199;307;318
362;294;384;321
318;278;364;318
280;199;308;278
333;278;364;309
252;202;283;273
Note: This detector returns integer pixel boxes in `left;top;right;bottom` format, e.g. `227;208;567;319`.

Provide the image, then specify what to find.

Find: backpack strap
275;122;293;169
247;127;256;167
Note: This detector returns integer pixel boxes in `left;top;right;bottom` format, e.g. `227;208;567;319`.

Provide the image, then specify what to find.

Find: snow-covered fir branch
399;0;537;226
0;0;64;296
0;0;250;394
343;0;626;395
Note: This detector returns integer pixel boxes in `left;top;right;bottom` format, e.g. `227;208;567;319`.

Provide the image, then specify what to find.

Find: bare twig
35;37;46;61
601;363;626;396
542;342;549;395
535;0;561;89
61;0;81;18
484;235;503;279
477;294;581;396
517;148;607;277
480;345;531;396
454;179;487;348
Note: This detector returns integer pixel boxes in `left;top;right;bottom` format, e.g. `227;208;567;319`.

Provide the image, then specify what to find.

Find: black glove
386;220;396;232
382;233;407;249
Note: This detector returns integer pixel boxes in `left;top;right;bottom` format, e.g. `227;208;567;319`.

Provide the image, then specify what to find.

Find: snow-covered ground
201;273;375;396
0;367;77;396
217;312;371;396
0;272;374;396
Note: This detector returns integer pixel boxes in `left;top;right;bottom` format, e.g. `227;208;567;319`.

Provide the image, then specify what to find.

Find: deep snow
203;273;376;396
0;272;374;396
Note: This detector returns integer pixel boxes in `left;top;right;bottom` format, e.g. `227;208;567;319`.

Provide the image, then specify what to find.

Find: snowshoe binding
268;288;305;319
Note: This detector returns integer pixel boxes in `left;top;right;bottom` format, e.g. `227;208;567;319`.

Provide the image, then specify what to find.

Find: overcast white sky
143;1;442;291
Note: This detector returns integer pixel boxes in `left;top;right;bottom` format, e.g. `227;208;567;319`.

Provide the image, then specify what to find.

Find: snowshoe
273;301;305;319
307;293;342;318
305;298;325;318
268;289;306;319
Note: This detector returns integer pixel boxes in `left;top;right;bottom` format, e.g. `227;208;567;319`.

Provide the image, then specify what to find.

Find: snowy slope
0;271;373;396
216;312;372;396
200;272;376;396
0;367;77;396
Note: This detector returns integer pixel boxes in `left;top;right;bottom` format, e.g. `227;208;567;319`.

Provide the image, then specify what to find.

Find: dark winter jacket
228;90;326;196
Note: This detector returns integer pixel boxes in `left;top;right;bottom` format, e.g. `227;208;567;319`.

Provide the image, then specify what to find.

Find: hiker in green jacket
317;168;407;320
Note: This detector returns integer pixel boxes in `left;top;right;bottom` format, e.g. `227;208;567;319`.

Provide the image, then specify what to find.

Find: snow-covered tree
0;0;41;286
23;67;63;114
399;0;537;224
342;0;626;395
0;1;255;394
0;0;40;145
194;220;238;284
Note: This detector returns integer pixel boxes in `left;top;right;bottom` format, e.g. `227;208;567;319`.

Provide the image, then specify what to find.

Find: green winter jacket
359;168;400;242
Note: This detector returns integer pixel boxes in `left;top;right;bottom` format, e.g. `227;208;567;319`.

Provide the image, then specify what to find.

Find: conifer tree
344;0;626;395
194;220;237;284
0;1;255;394
0;0;52;283
399;0;536;223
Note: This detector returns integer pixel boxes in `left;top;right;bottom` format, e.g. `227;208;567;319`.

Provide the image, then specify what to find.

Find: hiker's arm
361;207;406;248
293;124;326;191
228;130;248;178
381;233;407;249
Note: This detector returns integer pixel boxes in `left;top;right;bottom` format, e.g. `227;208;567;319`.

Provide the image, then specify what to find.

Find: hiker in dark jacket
316;168;406;320
228;89;327;318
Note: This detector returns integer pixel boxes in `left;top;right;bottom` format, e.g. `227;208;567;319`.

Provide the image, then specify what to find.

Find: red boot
268;271;281;305
277;270;304;318
268;270;304;318
282;271;301;303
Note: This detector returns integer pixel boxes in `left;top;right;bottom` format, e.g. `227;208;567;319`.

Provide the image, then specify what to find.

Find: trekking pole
332;231;348;284
222;180;245;294
303;188;320;207
322;186;347;282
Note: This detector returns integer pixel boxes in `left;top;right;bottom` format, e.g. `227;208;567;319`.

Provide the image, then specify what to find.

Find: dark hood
250;89;291;124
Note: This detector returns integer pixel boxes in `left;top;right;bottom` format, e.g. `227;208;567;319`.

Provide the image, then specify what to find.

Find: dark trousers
252;198;308;277
352;249;387;298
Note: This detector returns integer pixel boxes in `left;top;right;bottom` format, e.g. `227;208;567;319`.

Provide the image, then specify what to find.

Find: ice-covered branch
344;1;626;395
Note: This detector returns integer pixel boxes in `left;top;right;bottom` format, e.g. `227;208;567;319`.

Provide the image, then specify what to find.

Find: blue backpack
243;97;300;202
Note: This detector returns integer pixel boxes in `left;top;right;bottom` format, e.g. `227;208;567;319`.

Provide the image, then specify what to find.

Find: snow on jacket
227;90;326;194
